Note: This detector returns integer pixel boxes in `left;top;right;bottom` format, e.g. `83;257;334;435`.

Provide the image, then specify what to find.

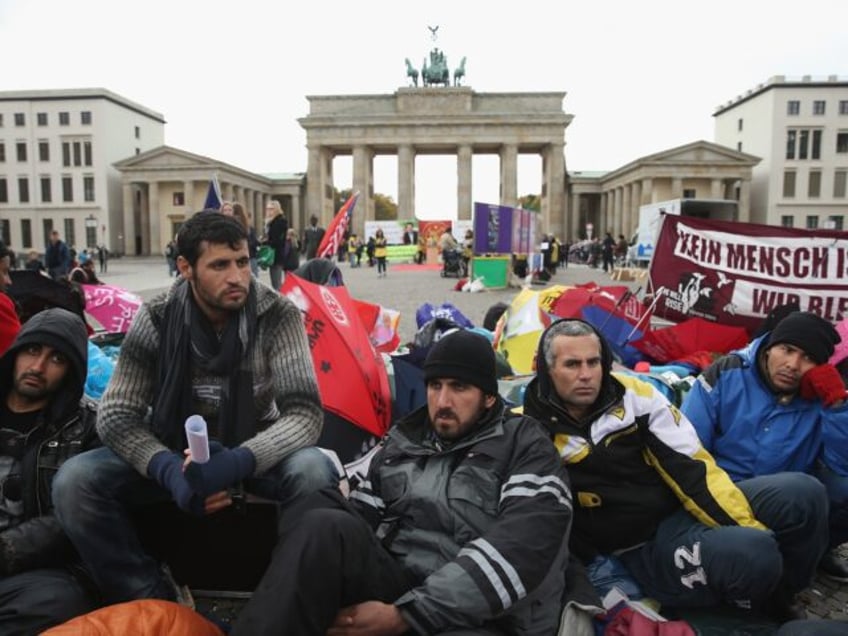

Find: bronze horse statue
421;47;450;87
404;58;419;87
453;57;466;86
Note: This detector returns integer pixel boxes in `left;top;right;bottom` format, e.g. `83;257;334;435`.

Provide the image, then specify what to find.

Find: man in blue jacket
682;311;848;581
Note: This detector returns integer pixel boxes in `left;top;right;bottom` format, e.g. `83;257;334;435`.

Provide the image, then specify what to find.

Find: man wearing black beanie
683;311;848;584
232;329;575;635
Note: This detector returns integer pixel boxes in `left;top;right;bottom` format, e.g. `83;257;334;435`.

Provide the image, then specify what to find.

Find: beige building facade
0;88;164;257
714;75;848;230
567;141;759;241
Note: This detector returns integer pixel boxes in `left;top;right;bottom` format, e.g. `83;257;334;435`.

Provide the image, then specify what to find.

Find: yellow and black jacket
523;319;765;562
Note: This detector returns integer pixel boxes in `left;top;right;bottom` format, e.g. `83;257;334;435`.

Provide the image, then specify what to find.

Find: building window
62;176;73;202
42;219;53;248
81;111;92;125
83;176;95;202
808;170;822;197
780;215;794;227
0;220;8;246
16;142;27;162
787;100;800;115
812;130;822;160
737;142;743;152
829;215;844;230
38;140;49;162
783;171;796;197
173;192;185;206
135;147;140;155
14;113;25;126
21;219;31;248
84;141;92;166
62;142;70;167
18;177;29;203
85;224;96;248
813;100;826;115
64;219;75;248
837;132;848;154
806;215;819;229
786;130;797;159
40;176;51;203
37;112;47;126
841;101;848;115
0;142;4;162
835;170;847;198
0;178;6;203
737;118;743;131
682;189;697;199
0;114;3;127
59;112;69;126
135;126;140;139
73;142;81;167
799;130;809;160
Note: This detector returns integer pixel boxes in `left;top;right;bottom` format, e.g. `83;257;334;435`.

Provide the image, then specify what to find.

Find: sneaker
819;549;848;582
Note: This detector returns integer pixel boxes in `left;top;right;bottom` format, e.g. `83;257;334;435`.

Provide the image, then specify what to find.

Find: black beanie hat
423;329;498;396
767;311;840;365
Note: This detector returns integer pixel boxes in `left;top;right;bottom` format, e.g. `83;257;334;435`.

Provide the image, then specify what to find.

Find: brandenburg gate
298;87;573;238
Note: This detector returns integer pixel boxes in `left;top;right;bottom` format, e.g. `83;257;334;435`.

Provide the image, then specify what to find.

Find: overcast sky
1;0;846;219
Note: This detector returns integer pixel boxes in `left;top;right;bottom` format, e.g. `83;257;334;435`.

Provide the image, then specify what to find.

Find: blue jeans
814;461;848;547
269;264;284;291
52;445;338;604
619;472;828;610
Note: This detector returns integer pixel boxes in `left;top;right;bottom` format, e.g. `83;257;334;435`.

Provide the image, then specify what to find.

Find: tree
374;193;398;220
518;194;541;211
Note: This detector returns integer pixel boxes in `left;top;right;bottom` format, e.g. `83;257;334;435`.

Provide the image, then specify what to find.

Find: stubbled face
12;344;70;405
548;334;604;419
427;378;495;441
179;240;250;325
765;343;817;392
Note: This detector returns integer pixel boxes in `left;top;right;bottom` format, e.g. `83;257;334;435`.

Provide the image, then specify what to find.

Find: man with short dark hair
53;212;338;605
525;318;828;623
45;231;70;281
0;308;99;633
232;330;573;635
682;311;848;581
302;214;326;260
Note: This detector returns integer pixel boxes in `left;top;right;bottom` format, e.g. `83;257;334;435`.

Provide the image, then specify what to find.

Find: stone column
398;144;415;220
292;192;302;232
570;192;580;240
223;182;234;203
543;143;565;237
457;144;472;221
306;145;323;228
183;180;194;214
139;184;150;256
352;145;373;237
149;181;161;257
232;185;242;204
711;178;724;199
122;182;135;256
612;187;622;236
621;184;632;238
738;179;751;223
499;144;518;207
252;191;261;232
627;181;641;235
671;177;683;199
641;177;653;204
322;149;335;224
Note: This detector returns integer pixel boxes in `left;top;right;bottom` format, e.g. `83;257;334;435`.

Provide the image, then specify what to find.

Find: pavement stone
95;255;848;624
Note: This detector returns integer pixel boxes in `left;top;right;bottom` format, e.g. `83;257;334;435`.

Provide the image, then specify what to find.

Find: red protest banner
648;215;848;333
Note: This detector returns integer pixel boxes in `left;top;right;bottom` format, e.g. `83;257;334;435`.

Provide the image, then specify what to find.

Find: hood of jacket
524;318;623;427
0;307;88;421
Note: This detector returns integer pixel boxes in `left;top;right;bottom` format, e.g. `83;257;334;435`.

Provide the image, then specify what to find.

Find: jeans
0;568;96;634
619;472;828;610
269;264;284;291
814;461;848;547
52;445;339;604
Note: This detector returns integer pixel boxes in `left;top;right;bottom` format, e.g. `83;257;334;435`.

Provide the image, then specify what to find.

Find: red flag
317;192;359;259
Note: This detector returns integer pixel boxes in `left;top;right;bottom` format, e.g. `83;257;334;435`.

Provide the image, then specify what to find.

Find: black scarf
152;279;257;449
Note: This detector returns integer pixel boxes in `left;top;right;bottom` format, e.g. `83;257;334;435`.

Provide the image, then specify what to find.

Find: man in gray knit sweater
52;212;338;604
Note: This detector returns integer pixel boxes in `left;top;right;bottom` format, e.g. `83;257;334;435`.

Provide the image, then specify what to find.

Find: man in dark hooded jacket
524;318;828;624
0;308;99;633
